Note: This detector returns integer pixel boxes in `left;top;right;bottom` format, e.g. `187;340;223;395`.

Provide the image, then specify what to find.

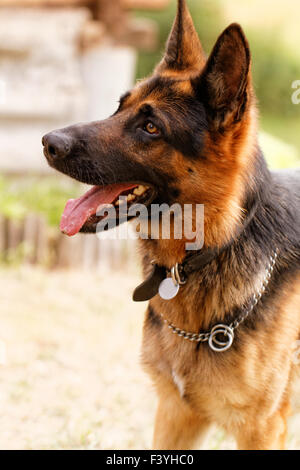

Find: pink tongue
60;183;138;236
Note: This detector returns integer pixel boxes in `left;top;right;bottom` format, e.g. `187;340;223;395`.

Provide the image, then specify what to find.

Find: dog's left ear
156;0;206;75
197;23;251;123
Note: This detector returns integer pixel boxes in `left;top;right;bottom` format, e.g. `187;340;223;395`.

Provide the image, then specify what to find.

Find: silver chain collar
159;249;278;352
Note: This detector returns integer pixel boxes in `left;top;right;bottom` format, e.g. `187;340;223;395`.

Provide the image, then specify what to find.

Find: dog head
43;0;256;249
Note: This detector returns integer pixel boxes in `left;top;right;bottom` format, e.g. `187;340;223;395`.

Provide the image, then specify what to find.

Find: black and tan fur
43;0;300;450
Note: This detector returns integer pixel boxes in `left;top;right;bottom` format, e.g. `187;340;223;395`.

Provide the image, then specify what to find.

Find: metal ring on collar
171;263;186;286
208;324;234;352
170;266;178;286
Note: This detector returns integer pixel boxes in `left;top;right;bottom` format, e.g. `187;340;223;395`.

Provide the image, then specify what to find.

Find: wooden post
23;213;38;264
0;215;7;262
122;0;171;9
94;0;128;39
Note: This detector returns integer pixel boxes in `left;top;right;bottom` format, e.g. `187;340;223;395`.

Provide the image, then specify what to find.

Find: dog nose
42;132;71;162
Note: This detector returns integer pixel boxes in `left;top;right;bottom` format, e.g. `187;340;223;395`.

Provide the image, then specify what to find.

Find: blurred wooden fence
0;214;138;270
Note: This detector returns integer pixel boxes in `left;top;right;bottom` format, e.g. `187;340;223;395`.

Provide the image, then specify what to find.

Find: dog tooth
134;185;146;196
127;193;136;202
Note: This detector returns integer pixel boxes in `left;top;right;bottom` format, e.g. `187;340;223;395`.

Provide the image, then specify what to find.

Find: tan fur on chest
141;275;300;440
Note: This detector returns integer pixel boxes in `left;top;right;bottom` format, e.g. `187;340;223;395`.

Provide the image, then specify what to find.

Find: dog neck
140;160;269;270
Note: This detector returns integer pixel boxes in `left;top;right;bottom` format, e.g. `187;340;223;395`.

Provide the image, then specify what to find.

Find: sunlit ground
0;267;300;450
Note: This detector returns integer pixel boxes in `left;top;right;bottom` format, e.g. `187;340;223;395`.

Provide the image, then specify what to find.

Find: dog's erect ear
156;0;206;75
199;23;250;120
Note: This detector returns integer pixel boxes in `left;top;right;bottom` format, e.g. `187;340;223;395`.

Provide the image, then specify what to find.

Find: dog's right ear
198;23;251;124
156;0;206;76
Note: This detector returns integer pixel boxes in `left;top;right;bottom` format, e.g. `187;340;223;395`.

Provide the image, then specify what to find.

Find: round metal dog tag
159;278;180;300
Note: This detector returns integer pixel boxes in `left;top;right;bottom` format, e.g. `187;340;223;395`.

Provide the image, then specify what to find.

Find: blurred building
0;0;170;173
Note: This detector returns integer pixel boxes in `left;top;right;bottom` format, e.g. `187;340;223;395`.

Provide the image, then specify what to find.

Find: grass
0;266;299;450
259;130;300;170
0;176;82;227
261;115;300;156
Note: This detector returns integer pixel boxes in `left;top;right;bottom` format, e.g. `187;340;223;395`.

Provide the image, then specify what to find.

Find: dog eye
143;121;159;135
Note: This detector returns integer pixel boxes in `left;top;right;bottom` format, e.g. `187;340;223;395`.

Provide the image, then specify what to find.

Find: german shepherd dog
42;0;300;450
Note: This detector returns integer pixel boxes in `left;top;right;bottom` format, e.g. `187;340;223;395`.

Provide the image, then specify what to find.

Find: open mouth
60;183;156;236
